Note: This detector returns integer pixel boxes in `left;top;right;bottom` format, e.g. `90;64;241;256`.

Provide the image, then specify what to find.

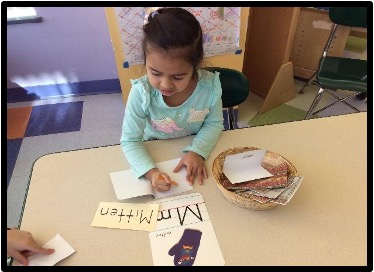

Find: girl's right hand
146;168;173;192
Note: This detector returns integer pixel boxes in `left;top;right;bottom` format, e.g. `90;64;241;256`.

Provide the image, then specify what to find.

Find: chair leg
305;87;325;120
222;109;230;130
356;92;367;100
227;107;236;130
325;91;361;111
225;108;232;130
298;72;317;94
313;91;361;115
229;107;239;129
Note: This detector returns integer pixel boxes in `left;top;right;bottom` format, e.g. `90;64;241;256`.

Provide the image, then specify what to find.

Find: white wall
7;7;118;89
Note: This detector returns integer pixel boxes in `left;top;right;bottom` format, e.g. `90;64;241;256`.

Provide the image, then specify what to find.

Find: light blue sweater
120;69;224;178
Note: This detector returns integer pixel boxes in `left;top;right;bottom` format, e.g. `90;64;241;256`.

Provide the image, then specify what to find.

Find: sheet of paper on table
110;158;193;200
222;149;273;184
26;234;75;266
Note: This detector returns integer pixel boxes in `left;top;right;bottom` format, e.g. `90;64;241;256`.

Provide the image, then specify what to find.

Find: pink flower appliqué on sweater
151;117;184;134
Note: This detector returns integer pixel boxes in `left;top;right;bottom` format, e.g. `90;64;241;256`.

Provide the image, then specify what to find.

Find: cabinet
242;7;300;113
290;7;350;79
242;7;300;99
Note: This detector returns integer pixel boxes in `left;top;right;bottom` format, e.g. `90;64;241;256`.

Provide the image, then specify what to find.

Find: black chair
300;7;367;120
203;67;250;130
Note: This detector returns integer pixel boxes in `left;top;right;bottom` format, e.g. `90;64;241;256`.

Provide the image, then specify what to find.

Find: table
19;112;368;266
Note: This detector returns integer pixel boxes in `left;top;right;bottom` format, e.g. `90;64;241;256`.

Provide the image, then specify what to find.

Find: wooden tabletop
18;112;367;266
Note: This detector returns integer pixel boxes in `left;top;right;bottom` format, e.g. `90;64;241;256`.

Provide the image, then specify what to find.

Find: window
7;7;42;25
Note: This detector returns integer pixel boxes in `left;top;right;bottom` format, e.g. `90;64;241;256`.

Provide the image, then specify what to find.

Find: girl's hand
145;168;174;192
173;151;207;185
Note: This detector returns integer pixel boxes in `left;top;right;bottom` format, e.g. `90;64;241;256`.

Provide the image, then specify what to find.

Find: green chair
203;67;250;130
302;7;367;120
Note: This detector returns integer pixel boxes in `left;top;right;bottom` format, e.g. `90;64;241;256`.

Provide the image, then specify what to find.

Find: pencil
169;180;179;187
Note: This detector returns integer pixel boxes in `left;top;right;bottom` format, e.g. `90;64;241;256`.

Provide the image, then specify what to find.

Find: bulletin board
115;7;241;67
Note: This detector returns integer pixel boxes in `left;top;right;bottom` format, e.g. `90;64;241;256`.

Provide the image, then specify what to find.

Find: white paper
27;234;75;266
222;149;273;184
110;158;194;200
110;170;154;199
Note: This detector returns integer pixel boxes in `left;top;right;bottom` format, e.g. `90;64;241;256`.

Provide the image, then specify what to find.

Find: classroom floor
235;79;368;129
6;77;368;228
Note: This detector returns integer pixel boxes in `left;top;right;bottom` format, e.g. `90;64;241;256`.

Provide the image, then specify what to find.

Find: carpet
25;101;83;137
7;138;23;189
7;101;84;189
345;36;367;54
248;104;318;127
7;106;33;139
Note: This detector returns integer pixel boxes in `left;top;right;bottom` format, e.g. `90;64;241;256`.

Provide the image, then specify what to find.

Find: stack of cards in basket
221;150;303;205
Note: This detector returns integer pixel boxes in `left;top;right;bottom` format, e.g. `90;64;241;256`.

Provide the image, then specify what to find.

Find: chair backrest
316;8;368;92
202;67;249;108
329;7;367;28
320;7;367;60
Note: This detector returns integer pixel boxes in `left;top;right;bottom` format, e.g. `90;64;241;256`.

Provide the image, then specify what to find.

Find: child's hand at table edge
173;151;208;186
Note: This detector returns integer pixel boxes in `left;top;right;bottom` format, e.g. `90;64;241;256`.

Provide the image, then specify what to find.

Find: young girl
120;7;223;192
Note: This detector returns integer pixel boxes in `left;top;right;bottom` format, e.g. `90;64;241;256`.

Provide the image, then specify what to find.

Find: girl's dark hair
142;8;204;69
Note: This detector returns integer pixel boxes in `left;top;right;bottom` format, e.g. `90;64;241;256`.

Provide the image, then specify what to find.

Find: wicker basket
212;147;299;211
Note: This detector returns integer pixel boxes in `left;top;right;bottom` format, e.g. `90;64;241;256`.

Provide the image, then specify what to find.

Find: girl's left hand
173;151;207;185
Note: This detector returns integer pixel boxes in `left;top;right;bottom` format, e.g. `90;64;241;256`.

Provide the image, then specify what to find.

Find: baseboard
7;78;121;103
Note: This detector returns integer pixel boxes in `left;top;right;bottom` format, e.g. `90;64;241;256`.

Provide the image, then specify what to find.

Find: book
234;176;304;205
223;173;289;190
149;192;225;266
110;158;194;200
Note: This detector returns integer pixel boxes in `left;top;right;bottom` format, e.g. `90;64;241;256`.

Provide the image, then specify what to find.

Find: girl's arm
120;81;156;179
183;72;224;159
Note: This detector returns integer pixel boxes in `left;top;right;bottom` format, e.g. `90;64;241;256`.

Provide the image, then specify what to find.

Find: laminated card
148;192;225;266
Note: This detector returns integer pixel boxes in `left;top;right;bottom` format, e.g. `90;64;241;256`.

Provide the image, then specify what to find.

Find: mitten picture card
149;192;225;266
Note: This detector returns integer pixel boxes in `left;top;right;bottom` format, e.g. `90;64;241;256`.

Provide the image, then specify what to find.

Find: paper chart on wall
114;7;241;66
148;192;225;266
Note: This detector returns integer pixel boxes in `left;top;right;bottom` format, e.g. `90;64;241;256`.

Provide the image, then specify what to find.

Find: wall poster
114;7;241;67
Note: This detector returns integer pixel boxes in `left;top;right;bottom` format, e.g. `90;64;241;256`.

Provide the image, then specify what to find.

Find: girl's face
145;49;195;97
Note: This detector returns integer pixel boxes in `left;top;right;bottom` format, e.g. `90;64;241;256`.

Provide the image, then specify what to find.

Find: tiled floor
6;79;368;228
7;94;126;227
236;79;368;128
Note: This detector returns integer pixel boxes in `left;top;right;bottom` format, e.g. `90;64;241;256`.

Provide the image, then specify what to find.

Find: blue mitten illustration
168;228;202;266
